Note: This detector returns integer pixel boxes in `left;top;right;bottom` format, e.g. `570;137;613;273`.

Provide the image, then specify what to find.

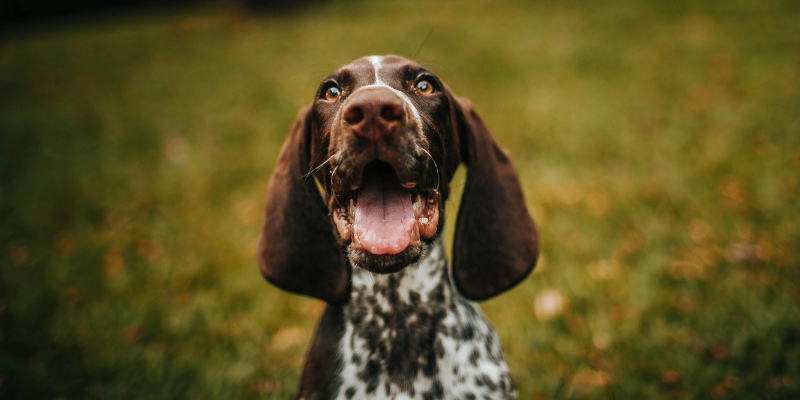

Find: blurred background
1;0;799;398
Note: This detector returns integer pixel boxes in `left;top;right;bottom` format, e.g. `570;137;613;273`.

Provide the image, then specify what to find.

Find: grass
1;0;799;398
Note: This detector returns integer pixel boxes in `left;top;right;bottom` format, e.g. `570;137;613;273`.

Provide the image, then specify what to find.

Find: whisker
413;28;434;60
304;154;336;182
420;148;440;190
305;146;326;178
326;58;344;69
329;164;341;195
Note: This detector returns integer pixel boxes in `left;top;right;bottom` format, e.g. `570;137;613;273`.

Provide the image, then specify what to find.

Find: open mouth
331;161;440;261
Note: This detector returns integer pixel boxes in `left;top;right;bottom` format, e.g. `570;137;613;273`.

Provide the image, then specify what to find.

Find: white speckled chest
333;240;517;400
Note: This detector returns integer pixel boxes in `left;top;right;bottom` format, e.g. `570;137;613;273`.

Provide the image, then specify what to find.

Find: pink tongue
353;175;415;255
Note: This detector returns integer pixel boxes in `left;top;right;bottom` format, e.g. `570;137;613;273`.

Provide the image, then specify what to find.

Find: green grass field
2;0;799;398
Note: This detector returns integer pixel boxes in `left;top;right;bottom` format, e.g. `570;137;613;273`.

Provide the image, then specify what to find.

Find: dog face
309;56;458;273
258;55;538;303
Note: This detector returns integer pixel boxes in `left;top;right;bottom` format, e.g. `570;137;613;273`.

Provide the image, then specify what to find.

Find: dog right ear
257;106;350;304
448;95;539;301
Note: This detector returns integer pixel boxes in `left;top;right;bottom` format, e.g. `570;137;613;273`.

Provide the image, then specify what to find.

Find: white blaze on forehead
368;55;386;85
364;55;424;135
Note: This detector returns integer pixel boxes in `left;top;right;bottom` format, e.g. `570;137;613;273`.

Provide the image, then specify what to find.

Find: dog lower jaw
347;241;428;274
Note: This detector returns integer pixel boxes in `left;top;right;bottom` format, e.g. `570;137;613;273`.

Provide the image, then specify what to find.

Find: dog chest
333;243;517;400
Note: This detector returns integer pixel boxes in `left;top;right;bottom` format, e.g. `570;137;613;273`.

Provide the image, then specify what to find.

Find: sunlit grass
1;0;799;398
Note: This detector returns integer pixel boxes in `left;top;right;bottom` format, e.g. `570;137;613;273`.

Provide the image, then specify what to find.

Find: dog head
257;55;538;303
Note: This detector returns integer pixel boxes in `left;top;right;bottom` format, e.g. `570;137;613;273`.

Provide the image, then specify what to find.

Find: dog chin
347;242;429;274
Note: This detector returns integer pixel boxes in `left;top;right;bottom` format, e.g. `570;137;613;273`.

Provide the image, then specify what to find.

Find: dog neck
334;236;518;399
349;237;450;307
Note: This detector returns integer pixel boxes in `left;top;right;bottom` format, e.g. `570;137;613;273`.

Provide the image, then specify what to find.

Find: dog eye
415;80;435;95
324;86;341;101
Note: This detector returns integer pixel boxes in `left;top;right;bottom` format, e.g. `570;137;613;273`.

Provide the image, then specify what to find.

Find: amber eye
324;86;341;101
416;80;435;95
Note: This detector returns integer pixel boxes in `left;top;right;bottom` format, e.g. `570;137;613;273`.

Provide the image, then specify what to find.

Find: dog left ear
448;94;539;301
257;106;350;304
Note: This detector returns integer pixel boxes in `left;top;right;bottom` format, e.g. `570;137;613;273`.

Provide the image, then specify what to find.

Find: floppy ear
257;106;350;304
450;96;539;301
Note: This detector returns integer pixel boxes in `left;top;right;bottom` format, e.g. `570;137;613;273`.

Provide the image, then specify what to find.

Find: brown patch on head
257;55;538;301
308;55;457;272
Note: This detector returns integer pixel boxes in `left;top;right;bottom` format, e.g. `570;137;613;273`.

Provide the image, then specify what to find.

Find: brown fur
257;56;538;303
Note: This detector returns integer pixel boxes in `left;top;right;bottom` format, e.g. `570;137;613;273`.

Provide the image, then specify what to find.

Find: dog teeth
419;217;429;224
412;194;424;218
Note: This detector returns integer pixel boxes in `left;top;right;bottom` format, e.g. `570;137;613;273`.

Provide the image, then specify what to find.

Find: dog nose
343;87;405;140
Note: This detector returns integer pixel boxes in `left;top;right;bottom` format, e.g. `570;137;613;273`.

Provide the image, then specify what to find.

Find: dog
257;55;539;400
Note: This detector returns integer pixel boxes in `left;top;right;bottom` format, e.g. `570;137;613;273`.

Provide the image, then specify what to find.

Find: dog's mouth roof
331;161;439;256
